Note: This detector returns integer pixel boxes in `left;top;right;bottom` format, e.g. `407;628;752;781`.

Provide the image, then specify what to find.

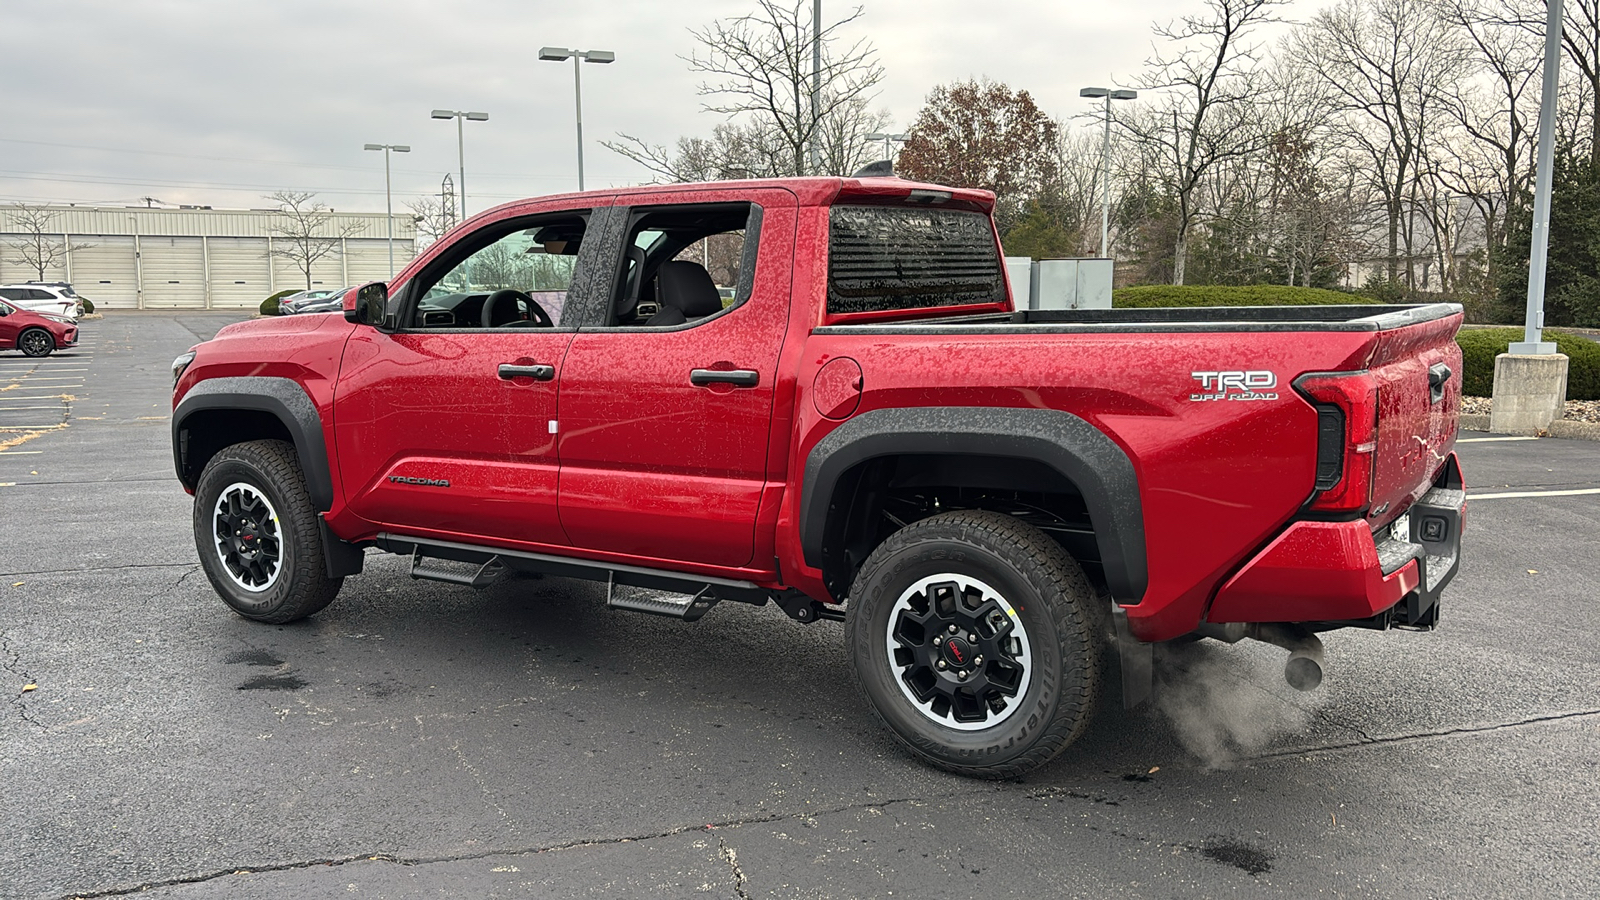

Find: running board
606;576;719;622
376;533;771;606
409;546;506;588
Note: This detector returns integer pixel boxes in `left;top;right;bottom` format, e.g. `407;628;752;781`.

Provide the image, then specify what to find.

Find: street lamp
430;109;489;220
863;132;908;165
1079;87;1138;259
538;47;616;191
364;142;410;278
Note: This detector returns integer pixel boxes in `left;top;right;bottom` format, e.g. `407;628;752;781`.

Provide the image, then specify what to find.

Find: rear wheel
193;440;341;623
846;510;1103;778
18;328;54;357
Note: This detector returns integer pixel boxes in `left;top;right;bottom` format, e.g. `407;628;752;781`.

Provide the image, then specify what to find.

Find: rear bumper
1207;454;1465;627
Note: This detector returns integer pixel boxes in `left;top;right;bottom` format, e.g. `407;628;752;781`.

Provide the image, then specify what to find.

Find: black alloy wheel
19;328;54;357
847;509;1103;778
193;440;343;623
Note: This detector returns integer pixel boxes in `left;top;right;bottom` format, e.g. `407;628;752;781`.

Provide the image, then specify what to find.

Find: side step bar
378;533;781;622
409;546;506;588
606;577;719;622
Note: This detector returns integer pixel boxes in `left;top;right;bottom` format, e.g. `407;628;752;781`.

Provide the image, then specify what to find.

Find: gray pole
384;146;394;278
1513;0;1563;354
457;115;467;222
1099;95;1113;259
574;55;586;191
810;0;821;174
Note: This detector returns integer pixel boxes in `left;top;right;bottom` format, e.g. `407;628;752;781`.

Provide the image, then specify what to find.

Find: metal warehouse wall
0;205;416;309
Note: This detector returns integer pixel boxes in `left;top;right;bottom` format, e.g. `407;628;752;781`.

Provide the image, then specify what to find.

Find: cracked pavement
2;312;1597;898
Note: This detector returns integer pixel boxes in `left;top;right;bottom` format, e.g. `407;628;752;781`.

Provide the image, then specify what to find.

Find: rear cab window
826;203;1008;323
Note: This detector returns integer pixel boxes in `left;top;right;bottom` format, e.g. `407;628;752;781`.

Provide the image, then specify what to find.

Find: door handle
690;368;760;388
498;363;555;381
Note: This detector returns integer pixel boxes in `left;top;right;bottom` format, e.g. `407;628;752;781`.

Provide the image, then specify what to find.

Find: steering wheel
481;289;554;329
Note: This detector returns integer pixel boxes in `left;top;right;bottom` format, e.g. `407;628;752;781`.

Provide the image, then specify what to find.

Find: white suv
0;284;81;319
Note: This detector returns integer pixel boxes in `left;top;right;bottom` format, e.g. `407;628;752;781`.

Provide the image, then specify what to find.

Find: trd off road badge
1189;370;1279;402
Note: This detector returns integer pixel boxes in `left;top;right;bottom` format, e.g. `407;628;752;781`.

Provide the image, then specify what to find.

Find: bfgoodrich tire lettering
846;510;1103;778
193;439;341;624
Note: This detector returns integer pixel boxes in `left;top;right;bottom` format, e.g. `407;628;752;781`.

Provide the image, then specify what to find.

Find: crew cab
171;175;1466;777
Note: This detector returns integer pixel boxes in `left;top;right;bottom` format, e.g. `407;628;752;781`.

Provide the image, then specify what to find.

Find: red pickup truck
172;176;1466;776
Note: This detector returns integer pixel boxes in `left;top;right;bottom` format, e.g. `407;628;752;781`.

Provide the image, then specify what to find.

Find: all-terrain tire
846;510;1103;778
193;439;341;624
18;328;55;357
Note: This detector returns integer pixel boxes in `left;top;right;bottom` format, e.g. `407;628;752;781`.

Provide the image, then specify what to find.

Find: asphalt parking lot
2;311;1597;899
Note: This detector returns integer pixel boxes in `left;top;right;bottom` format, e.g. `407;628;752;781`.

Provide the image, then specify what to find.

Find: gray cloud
2;0;1284;211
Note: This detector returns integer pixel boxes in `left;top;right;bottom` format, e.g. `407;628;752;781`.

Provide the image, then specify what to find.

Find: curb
1461;413;1600;441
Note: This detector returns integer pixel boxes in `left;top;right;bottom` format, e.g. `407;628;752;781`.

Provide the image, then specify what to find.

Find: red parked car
171;174;1465;777
0;297;79;356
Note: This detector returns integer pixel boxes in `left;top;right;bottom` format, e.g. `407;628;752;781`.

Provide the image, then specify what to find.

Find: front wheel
193;439;342;624
18;328;54;357
846;510;1103;778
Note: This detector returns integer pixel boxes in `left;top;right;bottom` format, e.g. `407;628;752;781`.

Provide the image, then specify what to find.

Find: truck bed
814;303;1461;335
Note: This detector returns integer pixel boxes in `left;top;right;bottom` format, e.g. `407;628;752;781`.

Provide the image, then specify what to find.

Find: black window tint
0;289;21;301
827;206;1003;315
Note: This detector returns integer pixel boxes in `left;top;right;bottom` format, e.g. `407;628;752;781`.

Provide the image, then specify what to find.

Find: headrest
658;261;724;318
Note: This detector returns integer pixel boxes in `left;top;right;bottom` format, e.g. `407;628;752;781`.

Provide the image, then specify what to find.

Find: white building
0;205;416;309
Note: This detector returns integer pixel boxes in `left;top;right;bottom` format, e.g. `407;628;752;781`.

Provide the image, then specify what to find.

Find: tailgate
1367;311;1463;528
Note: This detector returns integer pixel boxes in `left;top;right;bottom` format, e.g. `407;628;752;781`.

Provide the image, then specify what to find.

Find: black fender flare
799;407;1149;603
172;376;334;511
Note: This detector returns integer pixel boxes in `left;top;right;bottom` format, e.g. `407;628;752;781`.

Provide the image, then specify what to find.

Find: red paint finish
556;188;797;568
811;356;863;420
174;174;1466;647
0;301;79;351
1206;519;1421;623
334;329;573;546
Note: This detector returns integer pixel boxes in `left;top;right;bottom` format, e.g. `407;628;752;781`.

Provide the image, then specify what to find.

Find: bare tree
266;191;364;291
606;0;885;180
406;195;455;252
1293;0;1472;288
1120;0;1285;284
3;203;92;281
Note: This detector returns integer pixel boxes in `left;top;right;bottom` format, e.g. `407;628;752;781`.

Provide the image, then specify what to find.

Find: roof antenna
851;160;894;178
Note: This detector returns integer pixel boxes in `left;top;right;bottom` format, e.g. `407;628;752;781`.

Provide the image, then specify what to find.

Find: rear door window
827;206;1004;316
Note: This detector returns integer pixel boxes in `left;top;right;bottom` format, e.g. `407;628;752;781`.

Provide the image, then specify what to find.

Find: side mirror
344;282;388;327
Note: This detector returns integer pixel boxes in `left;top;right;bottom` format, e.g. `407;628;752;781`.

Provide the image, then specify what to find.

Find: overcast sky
3;0;1311;214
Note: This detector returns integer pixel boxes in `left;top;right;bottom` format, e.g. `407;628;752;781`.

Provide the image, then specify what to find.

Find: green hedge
81;298;95;314
1456;327;1600;400
1113;284;1382;308
260;289;297;316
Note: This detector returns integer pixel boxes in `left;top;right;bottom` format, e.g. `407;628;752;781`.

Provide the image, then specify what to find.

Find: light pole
1079;87;1137;259
364;142;411;278
538;47;616;191
1513;0;1563;355
810;0;822;174
863;132;908;165
430;109;489;221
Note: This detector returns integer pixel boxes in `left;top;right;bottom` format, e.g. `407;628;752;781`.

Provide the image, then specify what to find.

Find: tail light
1294;372;1379;514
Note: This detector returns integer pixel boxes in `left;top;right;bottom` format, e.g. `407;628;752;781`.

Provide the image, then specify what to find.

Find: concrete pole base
1488;353;1569;435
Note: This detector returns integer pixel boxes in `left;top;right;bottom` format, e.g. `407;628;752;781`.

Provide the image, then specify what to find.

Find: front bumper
1206;454;1465;628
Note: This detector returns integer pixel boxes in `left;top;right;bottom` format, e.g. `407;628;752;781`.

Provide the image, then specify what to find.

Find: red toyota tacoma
171;175;1466;777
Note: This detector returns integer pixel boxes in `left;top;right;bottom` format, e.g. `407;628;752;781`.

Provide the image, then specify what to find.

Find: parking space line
1470;488;1600;500
0;406;67;411
1458;436;1540;443
0;451;43;455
